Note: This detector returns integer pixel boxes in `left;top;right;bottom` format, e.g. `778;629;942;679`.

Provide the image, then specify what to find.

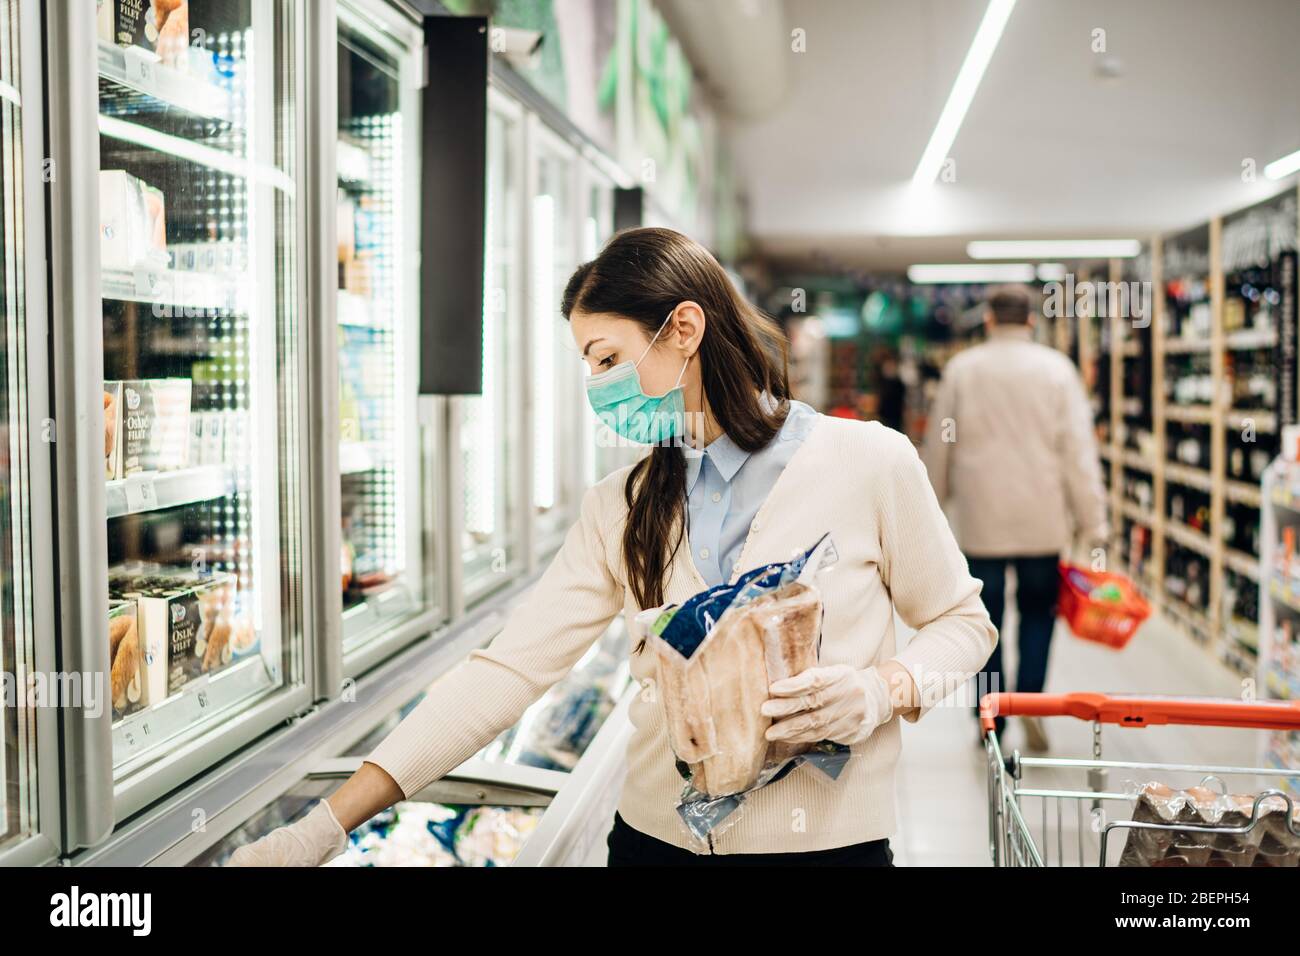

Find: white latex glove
762;665;893;745
226;800;349;867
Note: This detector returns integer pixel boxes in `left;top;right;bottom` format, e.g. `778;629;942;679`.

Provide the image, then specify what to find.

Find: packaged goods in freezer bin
1118;781;1300;867
104;381;122;480
108;600;145;719
328;803;543;867
454;807;542;867
98;0;190;69
120;379;191;475
99;171;167;271
644;533;849;844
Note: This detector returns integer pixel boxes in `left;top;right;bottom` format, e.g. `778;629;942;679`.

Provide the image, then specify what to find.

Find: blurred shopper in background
875;349;906;433
922;286;1108;751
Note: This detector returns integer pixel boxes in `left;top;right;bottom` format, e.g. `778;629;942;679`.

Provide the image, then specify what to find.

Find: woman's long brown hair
562;228;791;613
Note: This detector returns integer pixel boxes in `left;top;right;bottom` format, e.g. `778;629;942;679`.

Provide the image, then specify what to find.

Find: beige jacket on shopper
922;324;1109;557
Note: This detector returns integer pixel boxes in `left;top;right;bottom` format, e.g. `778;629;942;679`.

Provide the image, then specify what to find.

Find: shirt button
711;492;722;503
700;548;710;560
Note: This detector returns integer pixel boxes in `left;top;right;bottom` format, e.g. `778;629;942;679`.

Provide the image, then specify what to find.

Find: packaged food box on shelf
99;170;166;271
120;379;191;475
108;567;249;699
108;599;144;720
97;0;190;70
186;410;231;467
168;241;247;275
104;381;122;480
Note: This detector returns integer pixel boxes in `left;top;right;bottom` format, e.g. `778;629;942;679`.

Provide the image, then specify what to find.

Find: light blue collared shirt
682;398;819;588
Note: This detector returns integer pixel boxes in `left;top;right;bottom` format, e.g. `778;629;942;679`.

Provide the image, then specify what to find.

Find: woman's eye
598;355;615;369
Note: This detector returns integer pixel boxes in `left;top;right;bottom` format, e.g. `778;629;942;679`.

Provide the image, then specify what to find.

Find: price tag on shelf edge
122;45;162;89
123;475;158;513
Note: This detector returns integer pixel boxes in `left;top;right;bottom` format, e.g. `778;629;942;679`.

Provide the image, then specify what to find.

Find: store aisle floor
892;605;1270;866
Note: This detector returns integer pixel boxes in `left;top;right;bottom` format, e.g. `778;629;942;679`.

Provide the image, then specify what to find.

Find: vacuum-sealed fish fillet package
639;533;849;845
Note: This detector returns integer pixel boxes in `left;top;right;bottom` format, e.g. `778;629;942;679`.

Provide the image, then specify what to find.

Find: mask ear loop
634;309;677;367
671;353;690;389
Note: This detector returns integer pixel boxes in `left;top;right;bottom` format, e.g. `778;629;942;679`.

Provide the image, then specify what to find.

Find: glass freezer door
0;0;49;862
95;0;306;801
530;124;582;556
335;3;435;658
461;92;525;603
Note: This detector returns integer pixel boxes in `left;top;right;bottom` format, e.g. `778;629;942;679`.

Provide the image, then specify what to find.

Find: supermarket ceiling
687;0;1300;273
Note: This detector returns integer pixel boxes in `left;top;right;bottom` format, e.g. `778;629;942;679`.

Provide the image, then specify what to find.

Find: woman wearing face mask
230;228;996;867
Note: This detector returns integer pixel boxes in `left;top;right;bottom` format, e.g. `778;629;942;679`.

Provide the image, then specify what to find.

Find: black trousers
965;554;1060;736
606;813;894;867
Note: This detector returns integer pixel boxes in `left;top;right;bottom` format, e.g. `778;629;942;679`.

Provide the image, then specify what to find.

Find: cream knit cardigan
368;415;998;855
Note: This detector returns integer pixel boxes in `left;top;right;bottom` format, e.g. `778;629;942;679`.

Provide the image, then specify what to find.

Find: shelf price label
124;476;158;514
123;46;160;89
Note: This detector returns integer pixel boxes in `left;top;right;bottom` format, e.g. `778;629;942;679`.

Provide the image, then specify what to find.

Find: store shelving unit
1086;185;1300;677
1259;462;1300;794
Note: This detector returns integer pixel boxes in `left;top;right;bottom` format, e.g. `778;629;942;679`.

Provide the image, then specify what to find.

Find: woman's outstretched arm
228;479;625;866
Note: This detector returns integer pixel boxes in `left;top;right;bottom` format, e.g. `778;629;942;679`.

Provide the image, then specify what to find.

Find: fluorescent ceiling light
1036;263;1067;281
911;0;1018;186
967;239;1141;259
907;263;1035;284
1265;148;1300;181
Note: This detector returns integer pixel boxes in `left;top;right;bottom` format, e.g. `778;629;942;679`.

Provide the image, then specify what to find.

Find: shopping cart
980;692;1300;866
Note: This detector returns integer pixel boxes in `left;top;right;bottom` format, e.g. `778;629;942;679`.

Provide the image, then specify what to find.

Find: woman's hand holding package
226;800;349;867
762;664;896;745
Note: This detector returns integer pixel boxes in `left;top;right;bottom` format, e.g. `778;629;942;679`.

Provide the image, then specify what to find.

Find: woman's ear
672;301;706;356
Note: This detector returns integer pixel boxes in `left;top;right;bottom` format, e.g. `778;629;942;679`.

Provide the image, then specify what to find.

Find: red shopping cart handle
979;692;1300;734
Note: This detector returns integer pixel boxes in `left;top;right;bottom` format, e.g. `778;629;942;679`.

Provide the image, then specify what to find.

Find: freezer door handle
306;756;565;808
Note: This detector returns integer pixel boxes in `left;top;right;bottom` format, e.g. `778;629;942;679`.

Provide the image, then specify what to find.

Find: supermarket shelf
1119;500;1151;525
1224;479;1262;507
1165;461;1212;492
106;465;235;519
1120;449;1152;471
1271;481;1300;512
1163;519;1213;557
1225;408;1276;433
1163;336;1211;354
1164;404;1214;424
342;585;417;648
338;291;393;331
1225;327;1278;350
1161;593;1214;641
1269;574;1300;616
1265;662;1300;701
340;440;391;475
112;654;275;774
1225;617;1259;652
1222;547;1259;580
102;264;244;312
98;40;239;126
337;138;372;184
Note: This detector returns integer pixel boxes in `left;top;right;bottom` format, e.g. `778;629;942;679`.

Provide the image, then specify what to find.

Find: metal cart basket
981;692;1300;866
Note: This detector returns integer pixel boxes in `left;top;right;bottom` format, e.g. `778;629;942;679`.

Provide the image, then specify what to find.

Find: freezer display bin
92;0;308;816
193;620;635;866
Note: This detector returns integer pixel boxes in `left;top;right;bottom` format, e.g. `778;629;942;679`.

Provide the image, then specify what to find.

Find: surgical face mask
585;310;690;445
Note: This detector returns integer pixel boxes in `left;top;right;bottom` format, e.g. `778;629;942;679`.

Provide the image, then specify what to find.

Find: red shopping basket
1057;563;1150;649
